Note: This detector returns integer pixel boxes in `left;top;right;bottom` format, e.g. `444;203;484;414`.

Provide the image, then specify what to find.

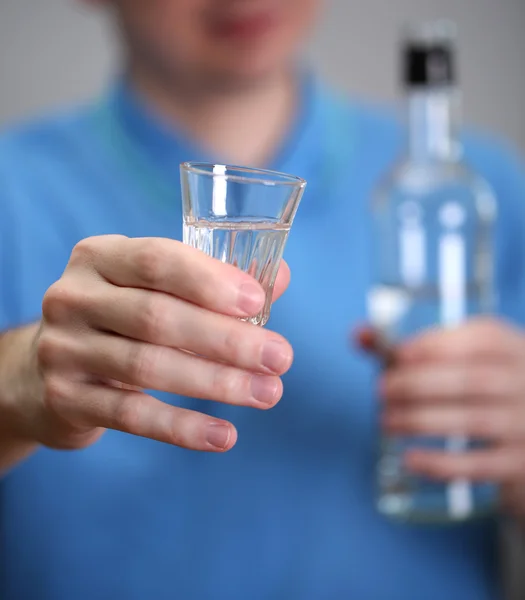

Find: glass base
240;314;269;327
377;435;498;524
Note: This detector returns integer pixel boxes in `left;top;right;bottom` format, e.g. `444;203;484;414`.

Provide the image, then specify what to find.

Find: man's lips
209;12;277;40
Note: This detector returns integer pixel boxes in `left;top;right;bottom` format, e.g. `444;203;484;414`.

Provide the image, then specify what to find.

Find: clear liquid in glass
183;218;289;326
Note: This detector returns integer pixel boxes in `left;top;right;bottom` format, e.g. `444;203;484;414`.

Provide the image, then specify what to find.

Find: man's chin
200;62;291;93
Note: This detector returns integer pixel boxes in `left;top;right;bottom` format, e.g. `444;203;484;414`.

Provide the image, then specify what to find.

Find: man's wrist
0;323;41;473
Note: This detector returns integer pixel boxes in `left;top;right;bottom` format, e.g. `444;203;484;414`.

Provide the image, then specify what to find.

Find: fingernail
206;423;231;450
237;281;265;315
261;340;292;374
250;375;280;405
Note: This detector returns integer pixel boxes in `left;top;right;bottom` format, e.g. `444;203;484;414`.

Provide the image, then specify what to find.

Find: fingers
82;285;293;376
45;378;237;452
384;405;525;442
398;317;525;365
273;260;290;302
381;363;522;406
380;361;525;440
405;446;525;482
356;318;525;366
38;236;292;452
70;236;267;318
39;330;283;409
361;318;525;493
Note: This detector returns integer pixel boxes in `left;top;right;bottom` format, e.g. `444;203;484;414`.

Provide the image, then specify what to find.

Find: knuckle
42;375;68;415
220;326;246;364
167;411;189;448
125;344;158;387
184;264;220;308
70;237;100;266
42;282;84;324
183;254;234;309
36;332;62;370
136;296;166;341
51;429;102;452
194;283;217;308
212;366;248;404
113;394;143;433
134;239;167;287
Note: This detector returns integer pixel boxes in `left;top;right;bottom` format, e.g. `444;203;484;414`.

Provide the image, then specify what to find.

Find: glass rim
181;161;307;188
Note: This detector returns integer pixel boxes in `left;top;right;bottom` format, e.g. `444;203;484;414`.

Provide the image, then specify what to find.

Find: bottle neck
407;86;461;163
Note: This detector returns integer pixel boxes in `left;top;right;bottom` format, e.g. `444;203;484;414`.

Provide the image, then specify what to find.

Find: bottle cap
402;21;457;87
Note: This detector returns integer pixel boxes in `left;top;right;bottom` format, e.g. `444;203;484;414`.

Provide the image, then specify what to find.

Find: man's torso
1;81;516;599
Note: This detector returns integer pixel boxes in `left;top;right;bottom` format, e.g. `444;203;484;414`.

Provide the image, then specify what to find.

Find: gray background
0;0;524;152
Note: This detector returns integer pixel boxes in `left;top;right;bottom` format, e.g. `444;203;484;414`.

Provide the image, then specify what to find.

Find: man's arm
0;324;40;474
0;236;294;478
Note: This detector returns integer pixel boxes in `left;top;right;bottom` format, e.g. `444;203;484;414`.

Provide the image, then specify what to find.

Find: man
1;1;525;599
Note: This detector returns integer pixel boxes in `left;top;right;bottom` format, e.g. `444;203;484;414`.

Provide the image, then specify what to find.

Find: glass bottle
370;22;498;522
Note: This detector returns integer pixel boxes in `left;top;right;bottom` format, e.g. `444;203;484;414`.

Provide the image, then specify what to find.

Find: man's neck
128;64;298;167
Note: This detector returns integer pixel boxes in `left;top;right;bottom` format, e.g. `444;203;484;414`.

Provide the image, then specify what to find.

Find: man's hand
3;235;293;460
359;318;525;519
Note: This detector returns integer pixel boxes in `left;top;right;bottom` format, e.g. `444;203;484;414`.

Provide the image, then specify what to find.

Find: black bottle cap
402;21;457;88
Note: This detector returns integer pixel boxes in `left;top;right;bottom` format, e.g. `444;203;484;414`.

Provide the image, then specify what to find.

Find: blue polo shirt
1;77;525;600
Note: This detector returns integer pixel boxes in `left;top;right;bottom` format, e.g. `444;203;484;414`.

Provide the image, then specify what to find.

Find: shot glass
181;162;306;326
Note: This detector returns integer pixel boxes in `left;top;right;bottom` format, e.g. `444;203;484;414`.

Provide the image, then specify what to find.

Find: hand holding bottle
359;318;525;520
369;21;498;522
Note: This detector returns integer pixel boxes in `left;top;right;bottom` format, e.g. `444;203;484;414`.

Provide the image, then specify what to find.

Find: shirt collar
103;70;324;178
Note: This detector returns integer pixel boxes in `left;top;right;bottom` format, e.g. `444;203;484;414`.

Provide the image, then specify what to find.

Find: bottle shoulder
383;159;487;189
373;159;497;220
